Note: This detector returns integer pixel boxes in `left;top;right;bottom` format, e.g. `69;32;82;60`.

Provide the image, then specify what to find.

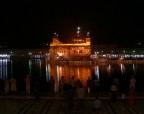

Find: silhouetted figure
129;87;135;109
59;76;65;96
87;76;92;96
75;79;82;89
93;96;101;114
69;76;76;96
10;77;17;94
25;74;31;95
110;83;117;102
63;82;74;110
121;92;126;102
77;83;86;108
92;76;100;96
113;77;119;89
129;75;136;90
4;78;10;94
49;76;55;96
34;81;40;101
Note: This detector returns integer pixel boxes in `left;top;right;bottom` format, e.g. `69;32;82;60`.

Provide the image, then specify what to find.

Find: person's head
51;76;53;79
72;76;74;79
61;76;64;79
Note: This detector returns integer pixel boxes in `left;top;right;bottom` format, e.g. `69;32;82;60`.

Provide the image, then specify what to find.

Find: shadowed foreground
0;97;144;114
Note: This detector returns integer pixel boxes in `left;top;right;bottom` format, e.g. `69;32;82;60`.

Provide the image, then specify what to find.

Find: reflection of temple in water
49;64;91;89
49;27;91;61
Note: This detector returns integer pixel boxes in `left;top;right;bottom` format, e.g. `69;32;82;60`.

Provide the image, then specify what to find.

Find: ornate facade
49;28;91;61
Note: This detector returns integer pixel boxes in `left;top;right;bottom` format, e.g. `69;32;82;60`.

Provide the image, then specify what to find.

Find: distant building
49;27;91;61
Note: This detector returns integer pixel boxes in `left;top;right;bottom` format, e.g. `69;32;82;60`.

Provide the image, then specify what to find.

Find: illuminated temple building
49;27;91;61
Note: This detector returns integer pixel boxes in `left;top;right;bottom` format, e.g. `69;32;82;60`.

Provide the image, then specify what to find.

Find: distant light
77;27;80;30
87;32;90;36
77;31;80;34
138;42;142;45
120;57;124;60
29;52;32;55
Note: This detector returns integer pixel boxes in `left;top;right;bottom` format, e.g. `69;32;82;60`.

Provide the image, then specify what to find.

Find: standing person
34;81;40;101
77;83;86;108
63;82;74;110
93;96;101;114
69;76;76;96
59;76;65;96
129;75;136;90
92;76;100;96
63;82;71;103
87;76;92;96
113;77;119;88
121;92;126;102
129;87;135;109
75;79;82;90
4;78;10;94
49;76;55;96
75;78;82;95
10;77;17;94
69;76;76;89
110;83;117;102
25;74;31;95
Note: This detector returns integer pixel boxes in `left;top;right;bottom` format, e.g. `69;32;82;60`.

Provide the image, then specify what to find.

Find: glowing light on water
120;63;125;75
0;59;9;79
133;64;136;75
28;60;32;77
77;67;80;79
39;59;42;77
0;60;2;78
106;64;111;75
56;65;59;92
11;60;13;78
94;66;99;80
46;64;50;82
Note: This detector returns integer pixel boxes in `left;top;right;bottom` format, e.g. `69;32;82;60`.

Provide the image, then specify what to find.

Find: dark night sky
0;1;144;49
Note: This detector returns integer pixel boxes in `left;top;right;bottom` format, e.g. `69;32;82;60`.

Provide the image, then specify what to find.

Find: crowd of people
0;74;137;111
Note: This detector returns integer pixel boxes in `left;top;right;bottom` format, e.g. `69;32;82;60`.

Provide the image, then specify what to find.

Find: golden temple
49;27;91;61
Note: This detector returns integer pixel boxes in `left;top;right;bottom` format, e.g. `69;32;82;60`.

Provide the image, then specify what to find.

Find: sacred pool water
0;58;144;92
